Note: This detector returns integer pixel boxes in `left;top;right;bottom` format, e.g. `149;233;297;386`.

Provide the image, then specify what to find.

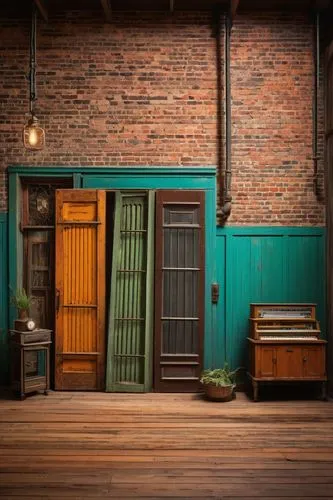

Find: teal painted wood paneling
9;166;216;177
286;235;326;328
214;232;226;367
0;214;8;385
216;227;326;371
83;175;214;190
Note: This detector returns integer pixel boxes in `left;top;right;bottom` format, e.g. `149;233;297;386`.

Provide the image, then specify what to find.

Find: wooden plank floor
1;390;333;499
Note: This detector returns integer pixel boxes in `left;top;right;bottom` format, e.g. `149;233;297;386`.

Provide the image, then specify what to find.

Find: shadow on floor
246;381;327;402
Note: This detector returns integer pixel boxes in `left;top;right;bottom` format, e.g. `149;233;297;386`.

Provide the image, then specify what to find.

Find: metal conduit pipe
221;12;232;221
213;5;232;223
212;6;224;221
313;10;320;197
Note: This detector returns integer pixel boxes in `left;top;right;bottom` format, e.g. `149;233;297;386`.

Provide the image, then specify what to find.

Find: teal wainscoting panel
0;213;8;385
286;234;326;330
217;227;326;371
215;232;226;367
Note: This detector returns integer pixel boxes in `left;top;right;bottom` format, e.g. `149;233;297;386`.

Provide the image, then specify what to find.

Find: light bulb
28;127;38;146
23;115;45;150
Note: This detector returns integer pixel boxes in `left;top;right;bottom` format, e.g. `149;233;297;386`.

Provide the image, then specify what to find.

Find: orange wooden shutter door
55;190;106;390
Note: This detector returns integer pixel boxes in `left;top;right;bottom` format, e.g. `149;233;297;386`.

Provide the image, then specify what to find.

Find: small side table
9;329;52;400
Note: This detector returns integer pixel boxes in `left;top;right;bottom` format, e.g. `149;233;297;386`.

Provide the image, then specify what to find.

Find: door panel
106;191;154;392
259;347;276;378
154;190;205;392
276;346;303;378
55;190;106;390
27;231;52;329
303;346;326;378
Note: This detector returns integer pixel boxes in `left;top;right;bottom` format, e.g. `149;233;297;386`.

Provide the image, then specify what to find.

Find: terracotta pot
203;383;235;401
18;309;29;320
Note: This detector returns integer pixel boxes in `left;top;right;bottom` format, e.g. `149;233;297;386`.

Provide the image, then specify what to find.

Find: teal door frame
8;166;217;370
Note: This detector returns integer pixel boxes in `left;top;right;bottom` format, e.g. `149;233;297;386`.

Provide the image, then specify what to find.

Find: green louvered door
106;191;154;392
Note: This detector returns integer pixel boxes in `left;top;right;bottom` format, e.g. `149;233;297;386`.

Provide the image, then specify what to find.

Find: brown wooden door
154;190;205;392
55;190;106;390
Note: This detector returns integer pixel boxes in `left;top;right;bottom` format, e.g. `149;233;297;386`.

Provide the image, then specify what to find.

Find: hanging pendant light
23;4;45;150
23;114;45;150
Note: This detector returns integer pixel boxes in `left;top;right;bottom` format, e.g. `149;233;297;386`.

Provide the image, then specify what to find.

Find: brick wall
229;11;325;225
0;9;325;225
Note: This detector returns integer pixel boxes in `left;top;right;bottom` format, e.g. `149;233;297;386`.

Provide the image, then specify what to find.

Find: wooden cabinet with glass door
21;179;72;331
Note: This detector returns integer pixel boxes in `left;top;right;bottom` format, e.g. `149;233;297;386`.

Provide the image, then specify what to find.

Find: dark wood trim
97;190;106;390
34;0;48;22
230;0;240;21
100;0;112;22
22;183;29;228
21;225;55;230
154;193;163;392
313;0;330;9
326;39;333;395
55;190;64;390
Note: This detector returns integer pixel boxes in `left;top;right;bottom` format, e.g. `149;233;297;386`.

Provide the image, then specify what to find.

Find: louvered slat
106;191;154;392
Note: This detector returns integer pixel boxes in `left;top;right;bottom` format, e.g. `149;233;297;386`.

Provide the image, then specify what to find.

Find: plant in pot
11;288;33;319
200;363;238;401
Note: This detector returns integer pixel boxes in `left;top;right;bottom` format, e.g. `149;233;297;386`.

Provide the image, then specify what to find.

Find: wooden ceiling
0;0;331;21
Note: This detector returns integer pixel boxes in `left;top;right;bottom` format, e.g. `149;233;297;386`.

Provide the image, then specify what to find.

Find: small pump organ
247;303;327;401
249;303;321;341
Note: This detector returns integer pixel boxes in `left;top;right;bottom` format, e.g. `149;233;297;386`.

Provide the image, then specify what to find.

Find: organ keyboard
249;303;321;340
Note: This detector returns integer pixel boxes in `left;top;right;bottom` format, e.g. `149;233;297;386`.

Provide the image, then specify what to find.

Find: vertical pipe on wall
213;6;224;222
222;12;232;221
313;10;320;197
214;6;232;224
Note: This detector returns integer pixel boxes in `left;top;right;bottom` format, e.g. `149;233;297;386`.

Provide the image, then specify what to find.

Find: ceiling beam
313;0;330;8
100;0;112;22
230;0;240;21
33;0;48;23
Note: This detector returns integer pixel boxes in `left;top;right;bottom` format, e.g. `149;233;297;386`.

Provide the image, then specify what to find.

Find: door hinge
211;283;219;304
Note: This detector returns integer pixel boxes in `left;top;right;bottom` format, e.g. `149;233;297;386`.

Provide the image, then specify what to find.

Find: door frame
8;166;218;371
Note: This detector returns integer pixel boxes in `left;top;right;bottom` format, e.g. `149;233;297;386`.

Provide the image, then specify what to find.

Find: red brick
0;10;325;225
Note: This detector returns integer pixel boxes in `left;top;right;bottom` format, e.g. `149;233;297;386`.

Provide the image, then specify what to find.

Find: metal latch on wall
211;283;219;304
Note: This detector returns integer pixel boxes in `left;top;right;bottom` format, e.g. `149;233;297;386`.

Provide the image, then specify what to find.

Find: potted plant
200;363;238;401
11;288;33;319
